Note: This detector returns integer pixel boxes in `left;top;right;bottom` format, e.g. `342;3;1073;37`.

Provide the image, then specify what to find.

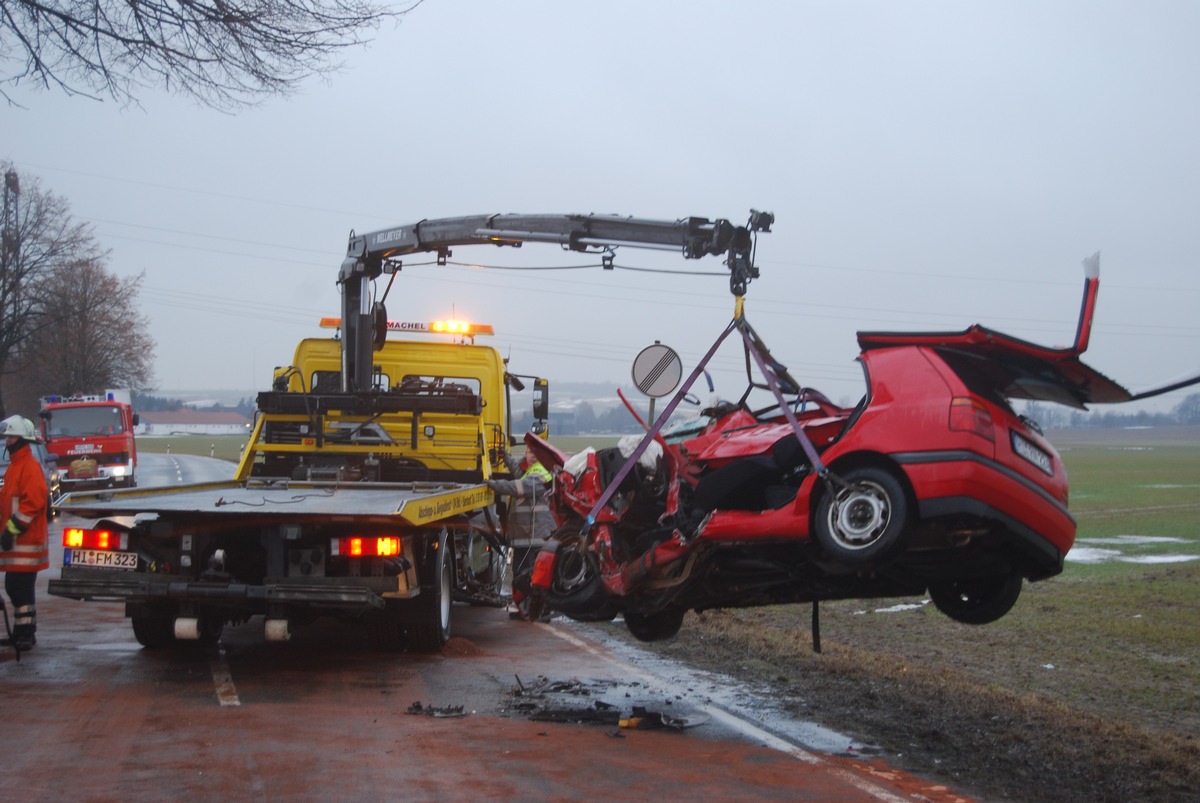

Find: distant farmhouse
138;410;252;436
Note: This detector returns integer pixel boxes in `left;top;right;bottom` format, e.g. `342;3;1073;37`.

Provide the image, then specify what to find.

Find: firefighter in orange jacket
0;416;49;651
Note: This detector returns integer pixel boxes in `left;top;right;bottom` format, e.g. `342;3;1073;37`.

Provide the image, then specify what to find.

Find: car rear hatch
858;323;1134;409
856;323;1135;502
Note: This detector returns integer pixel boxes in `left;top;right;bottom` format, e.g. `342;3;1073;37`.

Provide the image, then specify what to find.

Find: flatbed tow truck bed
57;480;492;524
48;479;501;651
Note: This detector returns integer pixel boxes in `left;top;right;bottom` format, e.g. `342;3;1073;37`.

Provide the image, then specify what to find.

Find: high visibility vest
523;461;552;484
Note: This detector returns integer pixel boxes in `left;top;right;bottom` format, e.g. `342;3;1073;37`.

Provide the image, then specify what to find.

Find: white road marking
543;624;911;803
210;647;241;707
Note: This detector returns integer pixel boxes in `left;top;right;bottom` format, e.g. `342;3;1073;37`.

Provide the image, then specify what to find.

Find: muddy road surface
3;465;974;801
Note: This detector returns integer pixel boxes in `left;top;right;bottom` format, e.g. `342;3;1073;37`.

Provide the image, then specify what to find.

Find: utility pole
1;168;20;323
1;169;21;418
1;168;18;276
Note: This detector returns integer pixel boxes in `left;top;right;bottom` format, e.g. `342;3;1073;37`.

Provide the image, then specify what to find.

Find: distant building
138;410;252;436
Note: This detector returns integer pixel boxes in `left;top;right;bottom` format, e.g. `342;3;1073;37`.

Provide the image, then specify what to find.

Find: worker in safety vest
0;416;49;652
486;452;554;621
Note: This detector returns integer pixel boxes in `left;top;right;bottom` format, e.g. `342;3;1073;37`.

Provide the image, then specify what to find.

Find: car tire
814;466;909;565
544;551;608;615
929;571;1023;625
564;598;620;623
624;608;686;642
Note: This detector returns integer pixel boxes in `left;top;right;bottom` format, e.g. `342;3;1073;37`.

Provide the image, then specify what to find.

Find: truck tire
407;531;453;652
131;615;175;648
196;615;224;645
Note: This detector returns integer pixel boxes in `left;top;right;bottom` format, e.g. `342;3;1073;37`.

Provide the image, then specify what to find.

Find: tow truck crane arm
338;210;774;392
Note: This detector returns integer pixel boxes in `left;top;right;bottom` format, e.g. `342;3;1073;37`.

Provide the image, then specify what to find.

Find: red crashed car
524;255;1196;641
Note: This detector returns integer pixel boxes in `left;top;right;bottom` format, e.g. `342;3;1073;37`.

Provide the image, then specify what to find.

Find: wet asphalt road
1;455;973;802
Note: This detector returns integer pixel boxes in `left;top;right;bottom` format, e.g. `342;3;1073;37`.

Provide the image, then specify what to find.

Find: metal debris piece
406;701;469;718
530;701;622;726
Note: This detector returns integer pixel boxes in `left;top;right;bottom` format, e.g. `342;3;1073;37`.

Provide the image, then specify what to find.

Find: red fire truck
38;390;139;490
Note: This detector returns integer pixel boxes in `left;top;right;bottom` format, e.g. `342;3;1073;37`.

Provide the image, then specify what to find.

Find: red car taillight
949;397;995;442
330;536;401;557
63;527;127;550
531;549;557;589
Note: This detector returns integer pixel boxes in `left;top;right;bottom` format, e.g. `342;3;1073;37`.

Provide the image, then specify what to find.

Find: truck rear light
948;397;995;442
331;536;400;557
64;527;127;550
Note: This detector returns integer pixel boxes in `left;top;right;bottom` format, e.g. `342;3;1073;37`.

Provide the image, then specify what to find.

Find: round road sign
632;343;683;398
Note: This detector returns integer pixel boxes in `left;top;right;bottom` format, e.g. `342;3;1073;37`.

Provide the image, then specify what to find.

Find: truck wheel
407;531;453;652
131;616;175;648
624;609;685;642
196;615;224;645
814;467;909;566
929;571;1023;625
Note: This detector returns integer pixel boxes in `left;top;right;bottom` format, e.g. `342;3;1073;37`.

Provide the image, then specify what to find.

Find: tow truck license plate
66;548;138;570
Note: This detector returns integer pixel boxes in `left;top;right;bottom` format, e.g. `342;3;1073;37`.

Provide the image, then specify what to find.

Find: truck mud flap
49;577;385;611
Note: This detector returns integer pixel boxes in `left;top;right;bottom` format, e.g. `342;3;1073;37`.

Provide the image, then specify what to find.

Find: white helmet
0;415;39;441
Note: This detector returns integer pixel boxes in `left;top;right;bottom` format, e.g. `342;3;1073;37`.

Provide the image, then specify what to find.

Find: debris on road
406;701;470;718
508;676;708;731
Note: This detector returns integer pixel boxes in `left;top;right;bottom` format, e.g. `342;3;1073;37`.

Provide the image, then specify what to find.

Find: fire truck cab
38;390;139;490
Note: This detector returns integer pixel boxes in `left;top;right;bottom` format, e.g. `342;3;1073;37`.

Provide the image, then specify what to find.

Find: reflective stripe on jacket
490;473;555;548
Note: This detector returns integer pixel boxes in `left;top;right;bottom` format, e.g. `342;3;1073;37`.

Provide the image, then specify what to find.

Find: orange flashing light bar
331;536;402;558
319;317;494;336
63;527;127;551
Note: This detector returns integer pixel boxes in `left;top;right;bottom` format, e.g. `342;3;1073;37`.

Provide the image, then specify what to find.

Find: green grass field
138;434;250;462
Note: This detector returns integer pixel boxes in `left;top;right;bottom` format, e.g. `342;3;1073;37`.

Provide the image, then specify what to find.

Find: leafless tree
1;0;420;109
16;260;155;412
0;161;110;416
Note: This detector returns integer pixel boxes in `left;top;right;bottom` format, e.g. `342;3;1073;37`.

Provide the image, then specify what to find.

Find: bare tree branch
1;0;421;109
25;261;156;396
0;162;156;414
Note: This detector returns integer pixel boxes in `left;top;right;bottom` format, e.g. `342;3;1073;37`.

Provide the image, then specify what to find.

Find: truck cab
238;319;545;484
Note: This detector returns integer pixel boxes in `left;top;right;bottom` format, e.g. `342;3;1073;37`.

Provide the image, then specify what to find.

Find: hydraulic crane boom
338;210;774;392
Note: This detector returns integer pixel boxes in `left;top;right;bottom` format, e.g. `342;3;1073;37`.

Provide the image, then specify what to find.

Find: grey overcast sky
5;0;1200;413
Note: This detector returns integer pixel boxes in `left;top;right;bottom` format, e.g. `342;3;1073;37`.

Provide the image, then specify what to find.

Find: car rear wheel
624;608;685;642
814;467;909;565
929;571;1023;625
